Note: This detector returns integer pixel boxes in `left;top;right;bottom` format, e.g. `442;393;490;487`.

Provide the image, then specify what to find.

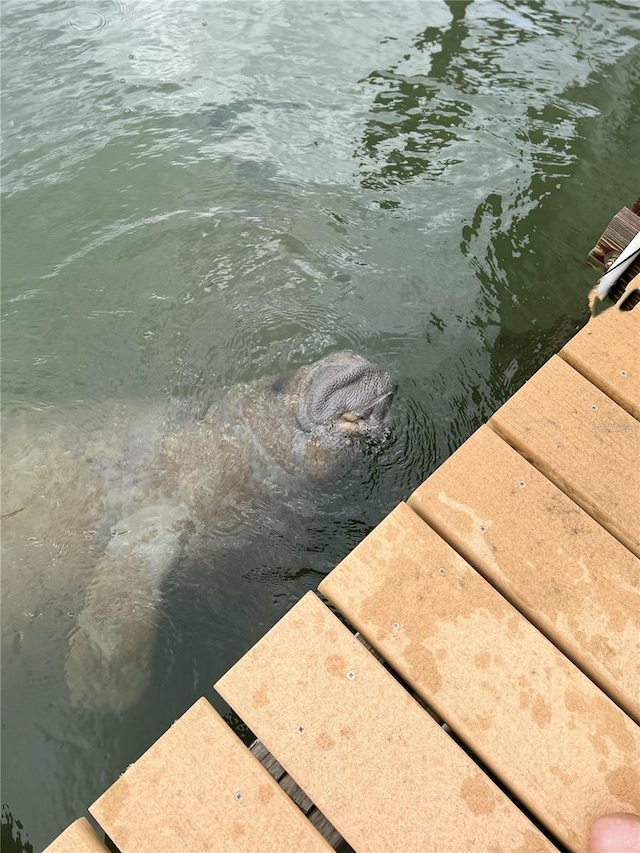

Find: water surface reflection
1;1;639;848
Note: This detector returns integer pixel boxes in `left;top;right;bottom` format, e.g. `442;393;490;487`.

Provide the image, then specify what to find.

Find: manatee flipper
65;504;186;713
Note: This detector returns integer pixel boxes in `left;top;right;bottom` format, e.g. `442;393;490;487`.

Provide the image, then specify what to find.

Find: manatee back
0;400;174;645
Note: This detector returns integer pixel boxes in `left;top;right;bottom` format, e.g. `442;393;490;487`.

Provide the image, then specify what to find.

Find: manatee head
290;351;394;443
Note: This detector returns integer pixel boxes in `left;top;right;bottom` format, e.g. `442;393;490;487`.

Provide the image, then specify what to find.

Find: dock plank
560;305;640;419
43;818;109;853
319;503;640;853
216;591;554;853
407;425;640;724
588;206;640;275
90;698;331;853
490;355;640;556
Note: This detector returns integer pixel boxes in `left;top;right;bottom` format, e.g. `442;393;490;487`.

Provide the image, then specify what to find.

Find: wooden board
216;591;554;853
43;818;108;853
560;303;640;419
490;355;640;556
407;425;640;724
319;503;640;852
588;206;640;275
90;698;331;853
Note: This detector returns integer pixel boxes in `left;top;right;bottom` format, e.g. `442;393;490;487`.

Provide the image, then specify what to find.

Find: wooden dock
45;208;639;853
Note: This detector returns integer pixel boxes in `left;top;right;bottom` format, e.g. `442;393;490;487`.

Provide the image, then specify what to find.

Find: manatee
1;352;393;713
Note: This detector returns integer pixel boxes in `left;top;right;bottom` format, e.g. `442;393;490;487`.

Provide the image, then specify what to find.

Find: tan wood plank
560;303;640;419
43;818;109;853
319;503;640;853
489;355;640;556
407;425;640;724
216;591;554;853
90;697;331;853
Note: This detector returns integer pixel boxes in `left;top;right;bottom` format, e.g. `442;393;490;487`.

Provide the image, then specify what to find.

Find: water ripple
2;2;640;849
62;8;108;33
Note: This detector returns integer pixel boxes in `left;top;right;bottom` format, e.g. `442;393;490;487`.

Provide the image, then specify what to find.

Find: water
1;0;639;848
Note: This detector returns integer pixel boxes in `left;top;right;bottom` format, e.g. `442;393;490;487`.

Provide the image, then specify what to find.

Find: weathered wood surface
90;698;332;853
490;355;640;557
216;591;554;853
319;503;640;852
560;296;640;418
407;424;640;724
42;818;109;853
588;206;640;307
588;205;640;275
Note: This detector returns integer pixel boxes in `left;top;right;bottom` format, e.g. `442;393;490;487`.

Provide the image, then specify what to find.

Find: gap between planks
248;738;350;852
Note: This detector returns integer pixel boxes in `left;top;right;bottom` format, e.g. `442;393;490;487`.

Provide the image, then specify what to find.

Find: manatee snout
342;384;395;441
295;351;394;442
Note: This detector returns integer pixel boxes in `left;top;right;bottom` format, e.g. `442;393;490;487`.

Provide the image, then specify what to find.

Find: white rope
596;231;640;300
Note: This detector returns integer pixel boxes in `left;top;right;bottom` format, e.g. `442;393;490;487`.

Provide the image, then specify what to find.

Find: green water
1;1;639;848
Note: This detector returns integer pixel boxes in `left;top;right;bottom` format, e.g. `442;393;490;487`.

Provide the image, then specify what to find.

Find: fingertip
590;813;640;853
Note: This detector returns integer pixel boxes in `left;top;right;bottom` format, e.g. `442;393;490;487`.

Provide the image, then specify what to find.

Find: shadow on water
1;806;33;853
359;0;475;190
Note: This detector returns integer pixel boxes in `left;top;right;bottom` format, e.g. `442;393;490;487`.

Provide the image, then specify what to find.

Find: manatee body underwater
0;352;393;714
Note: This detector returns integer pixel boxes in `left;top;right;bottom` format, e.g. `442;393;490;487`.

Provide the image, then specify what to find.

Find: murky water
1;1;639;848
